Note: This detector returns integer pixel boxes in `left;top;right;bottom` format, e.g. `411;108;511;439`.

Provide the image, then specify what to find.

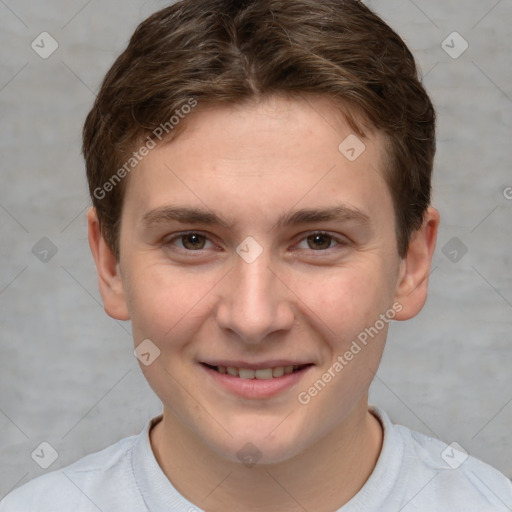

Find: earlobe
87;207;131;321
393;207;440;321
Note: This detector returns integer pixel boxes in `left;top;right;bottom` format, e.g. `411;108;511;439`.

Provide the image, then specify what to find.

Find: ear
393;206;440;320
87;207;130;321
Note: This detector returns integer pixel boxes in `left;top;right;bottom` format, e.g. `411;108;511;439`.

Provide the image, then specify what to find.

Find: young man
2;0;511;510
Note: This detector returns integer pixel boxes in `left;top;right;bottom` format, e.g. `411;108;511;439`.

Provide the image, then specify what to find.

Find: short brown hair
83;0;435;259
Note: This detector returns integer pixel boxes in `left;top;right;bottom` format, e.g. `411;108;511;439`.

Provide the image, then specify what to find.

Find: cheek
125;261;221;342
293;263;387;337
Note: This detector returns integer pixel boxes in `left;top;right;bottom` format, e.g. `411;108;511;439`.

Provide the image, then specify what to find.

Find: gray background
1;0;511;499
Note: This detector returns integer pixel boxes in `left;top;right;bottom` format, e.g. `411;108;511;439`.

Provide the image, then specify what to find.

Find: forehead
122;95;392;228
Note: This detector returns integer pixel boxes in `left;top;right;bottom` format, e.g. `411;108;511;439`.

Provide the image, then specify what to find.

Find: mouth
199;361;314;399
201;363;312;380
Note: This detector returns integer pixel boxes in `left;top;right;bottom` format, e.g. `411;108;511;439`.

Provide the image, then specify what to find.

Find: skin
88;94;439;511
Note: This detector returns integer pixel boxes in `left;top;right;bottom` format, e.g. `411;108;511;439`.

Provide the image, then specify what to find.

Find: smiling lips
201;361;313;399
203;363;310;380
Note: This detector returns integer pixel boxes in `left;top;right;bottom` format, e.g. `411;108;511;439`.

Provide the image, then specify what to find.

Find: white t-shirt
1;406;511;511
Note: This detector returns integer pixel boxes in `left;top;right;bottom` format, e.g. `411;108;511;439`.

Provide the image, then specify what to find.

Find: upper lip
201;360;313;370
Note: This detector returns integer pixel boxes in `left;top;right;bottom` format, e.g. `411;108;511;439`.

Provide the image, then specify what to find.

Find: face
90;95;437;465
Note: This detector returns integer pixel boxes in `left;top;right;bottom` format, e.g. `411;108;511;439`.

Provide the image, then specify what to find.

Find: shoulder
0;434;143;512
395;422;512;511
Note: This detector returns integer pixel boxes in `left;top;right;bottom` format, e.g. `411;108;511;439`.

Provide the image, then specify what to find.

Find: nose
215;248;295;345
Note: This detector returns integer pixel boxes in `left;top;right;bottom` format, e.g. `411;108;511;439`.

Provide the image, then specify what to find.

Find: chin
204;417;309;466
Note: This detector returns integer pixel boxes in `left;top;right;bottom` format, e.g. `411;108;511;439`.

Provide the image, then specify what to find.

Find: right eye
164;231;216;252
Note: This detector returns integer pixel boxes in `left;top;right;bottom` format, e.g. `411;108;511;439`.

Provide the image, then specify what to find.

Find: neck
150;398;383;512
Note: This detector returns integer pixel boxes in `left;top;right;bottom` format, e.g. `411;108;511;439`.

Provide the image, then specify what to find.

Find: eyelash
163;230;347;255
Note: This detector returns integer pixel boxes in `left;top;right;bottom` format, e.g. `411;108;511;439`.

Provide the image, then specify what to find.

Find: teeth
239;368;255;379
214;364;306;379
255;368;273;380
272;366;284;378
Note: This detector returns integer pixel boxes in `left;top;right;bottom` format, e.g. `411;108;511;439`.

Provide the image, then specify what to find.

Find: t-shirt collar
131;405;403;512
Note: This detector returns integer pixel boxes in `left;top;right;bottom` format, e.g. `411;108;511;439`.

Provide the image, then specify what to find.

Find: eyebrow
141;204;371;231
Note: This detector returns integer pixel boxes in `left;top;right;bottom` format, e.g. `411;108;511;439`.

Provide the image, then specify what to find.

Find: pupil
308;234;330;250
183;234;205;250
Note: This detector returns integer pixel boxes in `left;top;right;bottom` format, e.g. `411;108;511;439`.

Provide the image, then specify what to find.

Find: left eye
296;232;341;251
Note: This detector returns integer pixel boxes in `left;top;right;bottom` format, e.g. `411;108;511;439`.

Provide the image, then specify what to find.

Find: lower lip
200;364;312;399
